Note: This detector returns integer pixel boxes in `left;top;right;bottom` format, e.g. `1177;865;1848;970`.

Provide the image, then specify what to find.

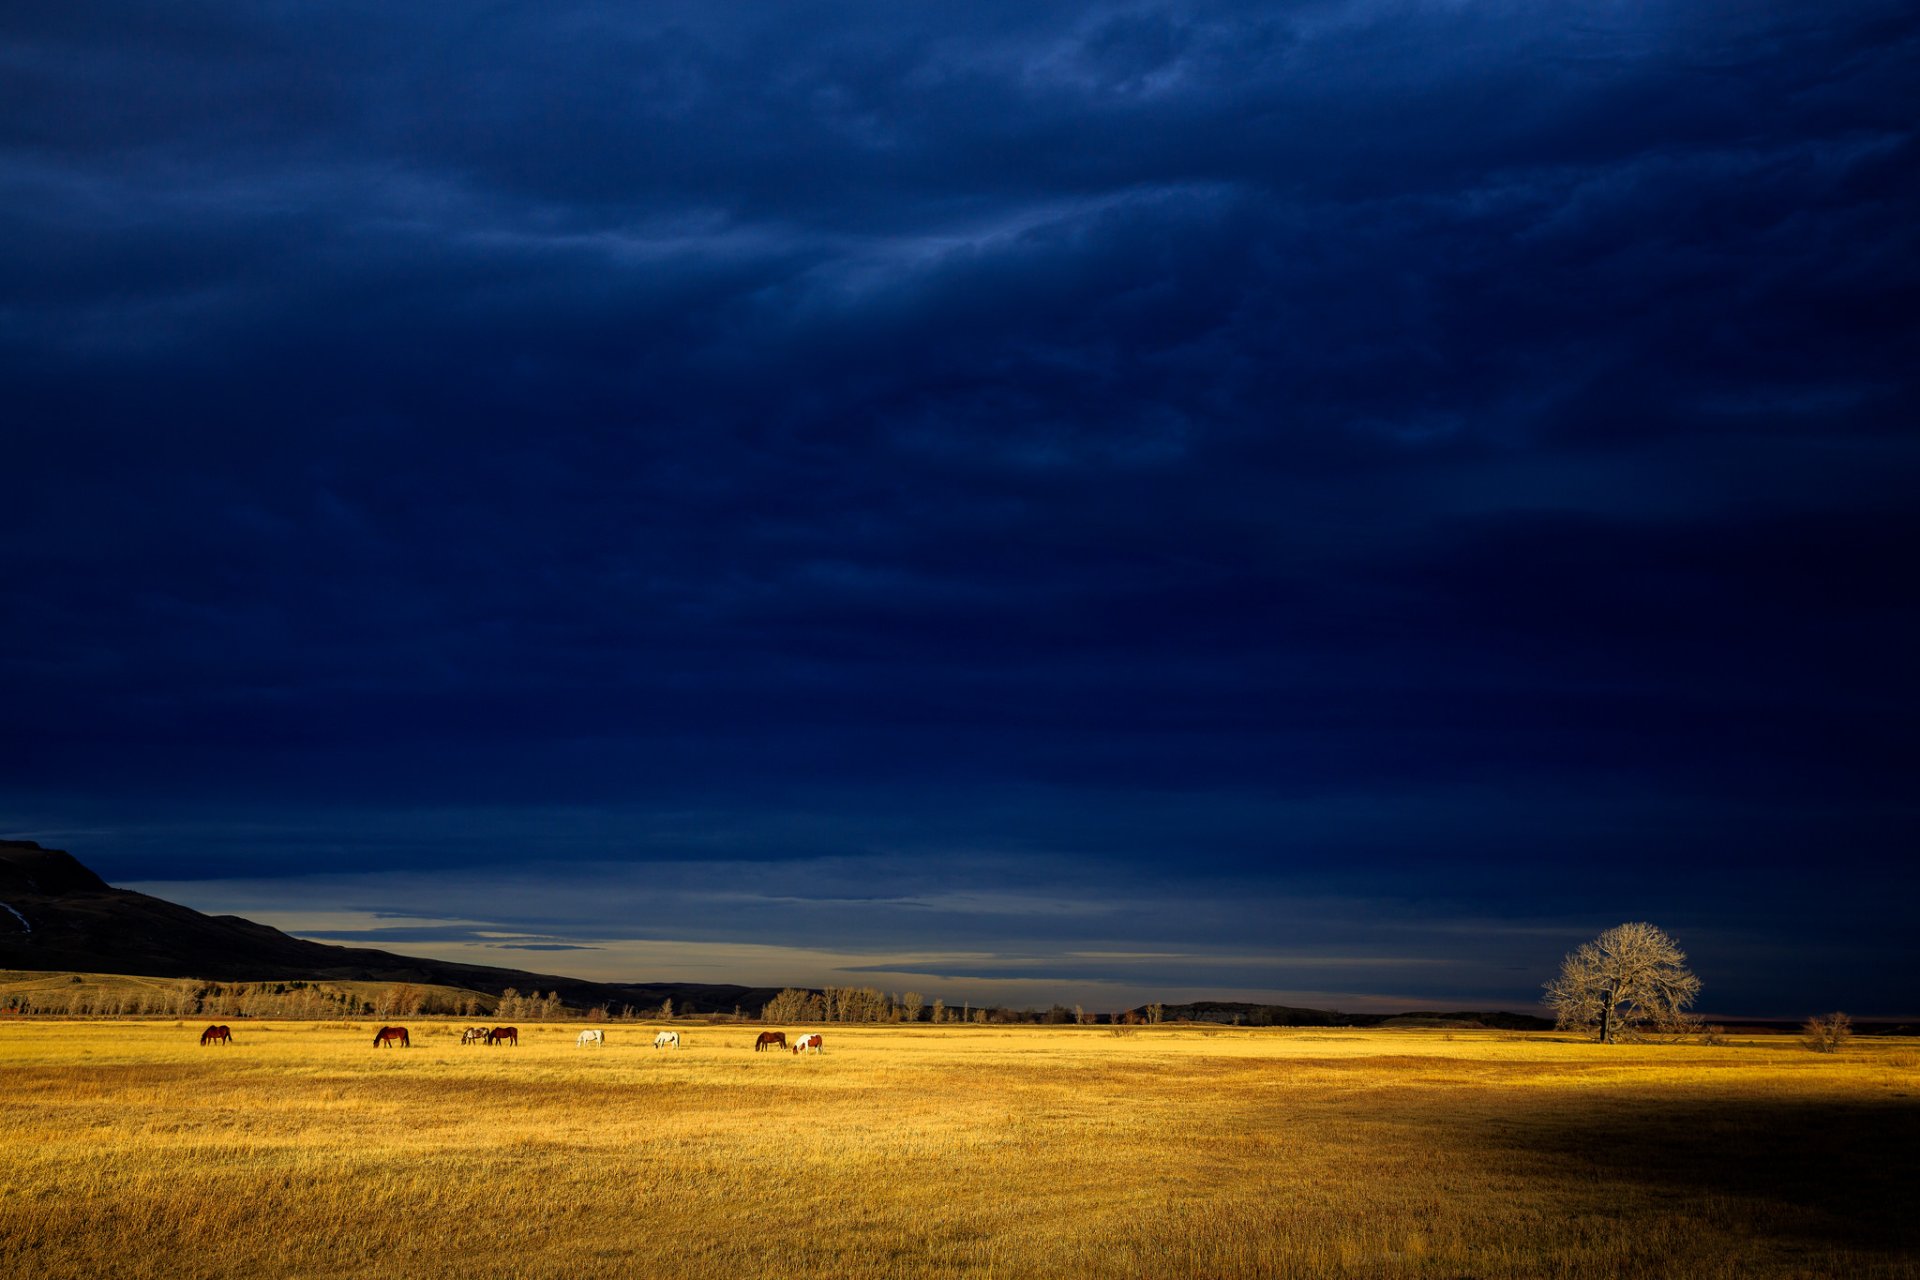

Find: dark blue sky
4;2;1916;1014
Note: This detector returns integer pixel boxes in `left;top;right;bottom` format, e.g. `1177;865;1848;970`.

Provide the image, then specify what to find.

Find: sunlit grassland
2;1021;1915;1278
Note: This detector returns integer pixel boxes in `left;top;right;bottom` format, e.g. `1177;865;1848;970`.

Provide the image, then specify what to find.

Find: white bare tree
1544;922;1701;1043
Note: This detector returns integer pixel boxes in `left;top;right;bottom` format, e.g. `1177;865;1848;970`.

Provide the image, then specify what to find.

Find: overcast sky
4;2;1915;1015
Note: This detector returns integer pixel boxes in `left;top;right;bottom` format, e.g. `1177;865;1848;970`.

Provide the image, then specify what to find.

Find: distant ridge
0;841;778;1014
1135;999;1554;1031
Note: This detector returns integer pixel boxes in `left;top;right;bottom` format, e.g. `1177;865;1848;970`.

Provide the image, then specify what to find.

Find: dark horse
755;1030;787;1052
199;1024;232;1046
373;1025;410;1048
489;1026;518;1046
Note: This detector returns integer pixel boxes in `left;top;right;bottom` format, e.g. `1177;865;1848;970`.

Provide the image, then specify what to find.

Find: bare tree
1545;922;1701;1043
761;988;813;1022
1802;1011;1852;1053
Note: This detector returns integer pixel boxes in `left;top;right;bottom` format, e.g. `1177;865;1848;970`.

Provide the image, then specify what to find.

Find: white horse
576;1029;605;1047
792;1033;823;1054
653;1030;680;1049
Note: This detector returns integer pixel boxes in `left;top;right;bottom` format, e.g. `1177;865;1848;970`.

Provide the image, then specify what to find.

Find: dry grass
1;1021;1916;1279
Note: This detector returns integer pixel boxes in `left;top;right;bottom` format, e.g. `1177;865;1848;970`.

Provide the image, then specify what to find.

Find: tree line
0;979;1158;1026
0;980;567;1020
4;980;376;1019
758;987;1165;1025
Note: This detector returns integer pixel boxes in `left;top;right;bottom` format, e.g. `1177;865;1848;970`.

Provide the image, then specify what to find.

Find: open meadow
2;1020;1915;1279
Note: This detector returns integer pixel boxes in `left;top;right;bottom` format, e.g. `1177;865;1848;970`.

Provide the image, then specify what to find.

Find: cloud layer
5;2;1917;1013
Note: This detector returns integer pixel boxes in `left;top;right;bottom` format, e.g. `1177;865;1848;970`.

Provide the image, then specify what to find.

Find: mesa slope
0;840;775;1013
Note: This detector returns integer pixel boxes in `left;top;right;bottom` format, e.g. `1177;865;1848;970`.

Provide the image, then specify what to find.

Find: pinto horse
755;1031;787;1052
199;1024;232;1046
792;1033;823;1054
489;1026;518;1046
653;1031;679;1049
372;1025;410;1048
461;1026;492;1045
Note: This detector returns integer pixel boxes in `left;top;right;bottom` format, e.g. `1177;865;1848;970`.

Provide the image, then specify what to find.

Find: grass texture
2;1021;1915;1278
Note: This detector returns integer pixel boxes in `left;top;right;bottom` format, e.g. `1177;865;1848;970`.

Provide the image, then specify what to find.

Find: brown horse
373;1025;410;1048
755;1030;787;1052
199;1024;232;1046
489;1026;518;1046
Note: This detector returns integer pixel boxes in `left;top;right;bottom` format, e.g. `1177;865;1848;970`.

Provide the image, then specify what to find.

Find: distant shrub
1802;1012;1852;1054
1700;1024;1729;1046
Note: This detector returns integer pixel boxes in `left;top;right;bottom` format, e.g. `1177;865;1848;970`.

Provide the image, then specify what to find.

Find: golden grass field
2;1020;1915;1279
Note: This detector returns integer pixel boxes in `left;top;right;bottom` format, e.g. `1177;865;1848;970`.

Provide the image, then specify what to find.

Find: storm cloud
4;2;1916;1013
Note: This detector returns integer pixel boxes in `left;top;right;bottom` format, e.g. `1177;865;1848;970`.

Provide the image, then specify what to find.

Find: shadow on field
1488;1096;1920;1253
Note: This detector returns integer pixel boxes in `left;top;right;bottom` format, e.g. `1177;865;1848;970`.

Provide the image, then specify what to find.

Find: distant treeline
4;980;382;1019
2;979;1134;1024
0;980;698;1021
757;994;1557;1029
760;987;1169;1025
0;977;1565;1030
1158;1001;1557;1031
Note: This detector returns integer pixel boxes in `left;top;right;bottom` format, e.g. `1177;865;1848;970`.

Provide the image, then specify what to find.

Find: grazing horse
461;1026;492;1045
792;1033;823;1054
755;1031;787;1052
489;1026;518;1046
653;1030;679;1049
199;1024;232;1046
373;1025;410;1048
577;1029;605;1048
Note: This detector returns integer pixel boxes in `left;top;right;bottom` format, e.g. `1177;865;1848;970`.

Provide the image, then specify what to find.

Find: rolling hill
0;840;778;1014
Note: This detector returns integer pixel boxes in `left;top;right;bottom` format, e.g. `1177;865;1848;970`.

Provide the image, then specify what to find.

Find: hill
1141;1000;1556;1031
0;841;778;1014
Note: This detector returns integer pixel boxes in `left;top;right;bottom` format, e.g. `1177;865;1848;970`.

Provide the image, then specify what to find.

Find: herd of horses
199;1024;825;1053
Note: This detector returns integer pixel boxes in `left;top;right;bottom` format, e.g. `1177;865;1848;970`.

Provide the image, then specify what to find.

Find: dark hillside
0;841;776;1014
